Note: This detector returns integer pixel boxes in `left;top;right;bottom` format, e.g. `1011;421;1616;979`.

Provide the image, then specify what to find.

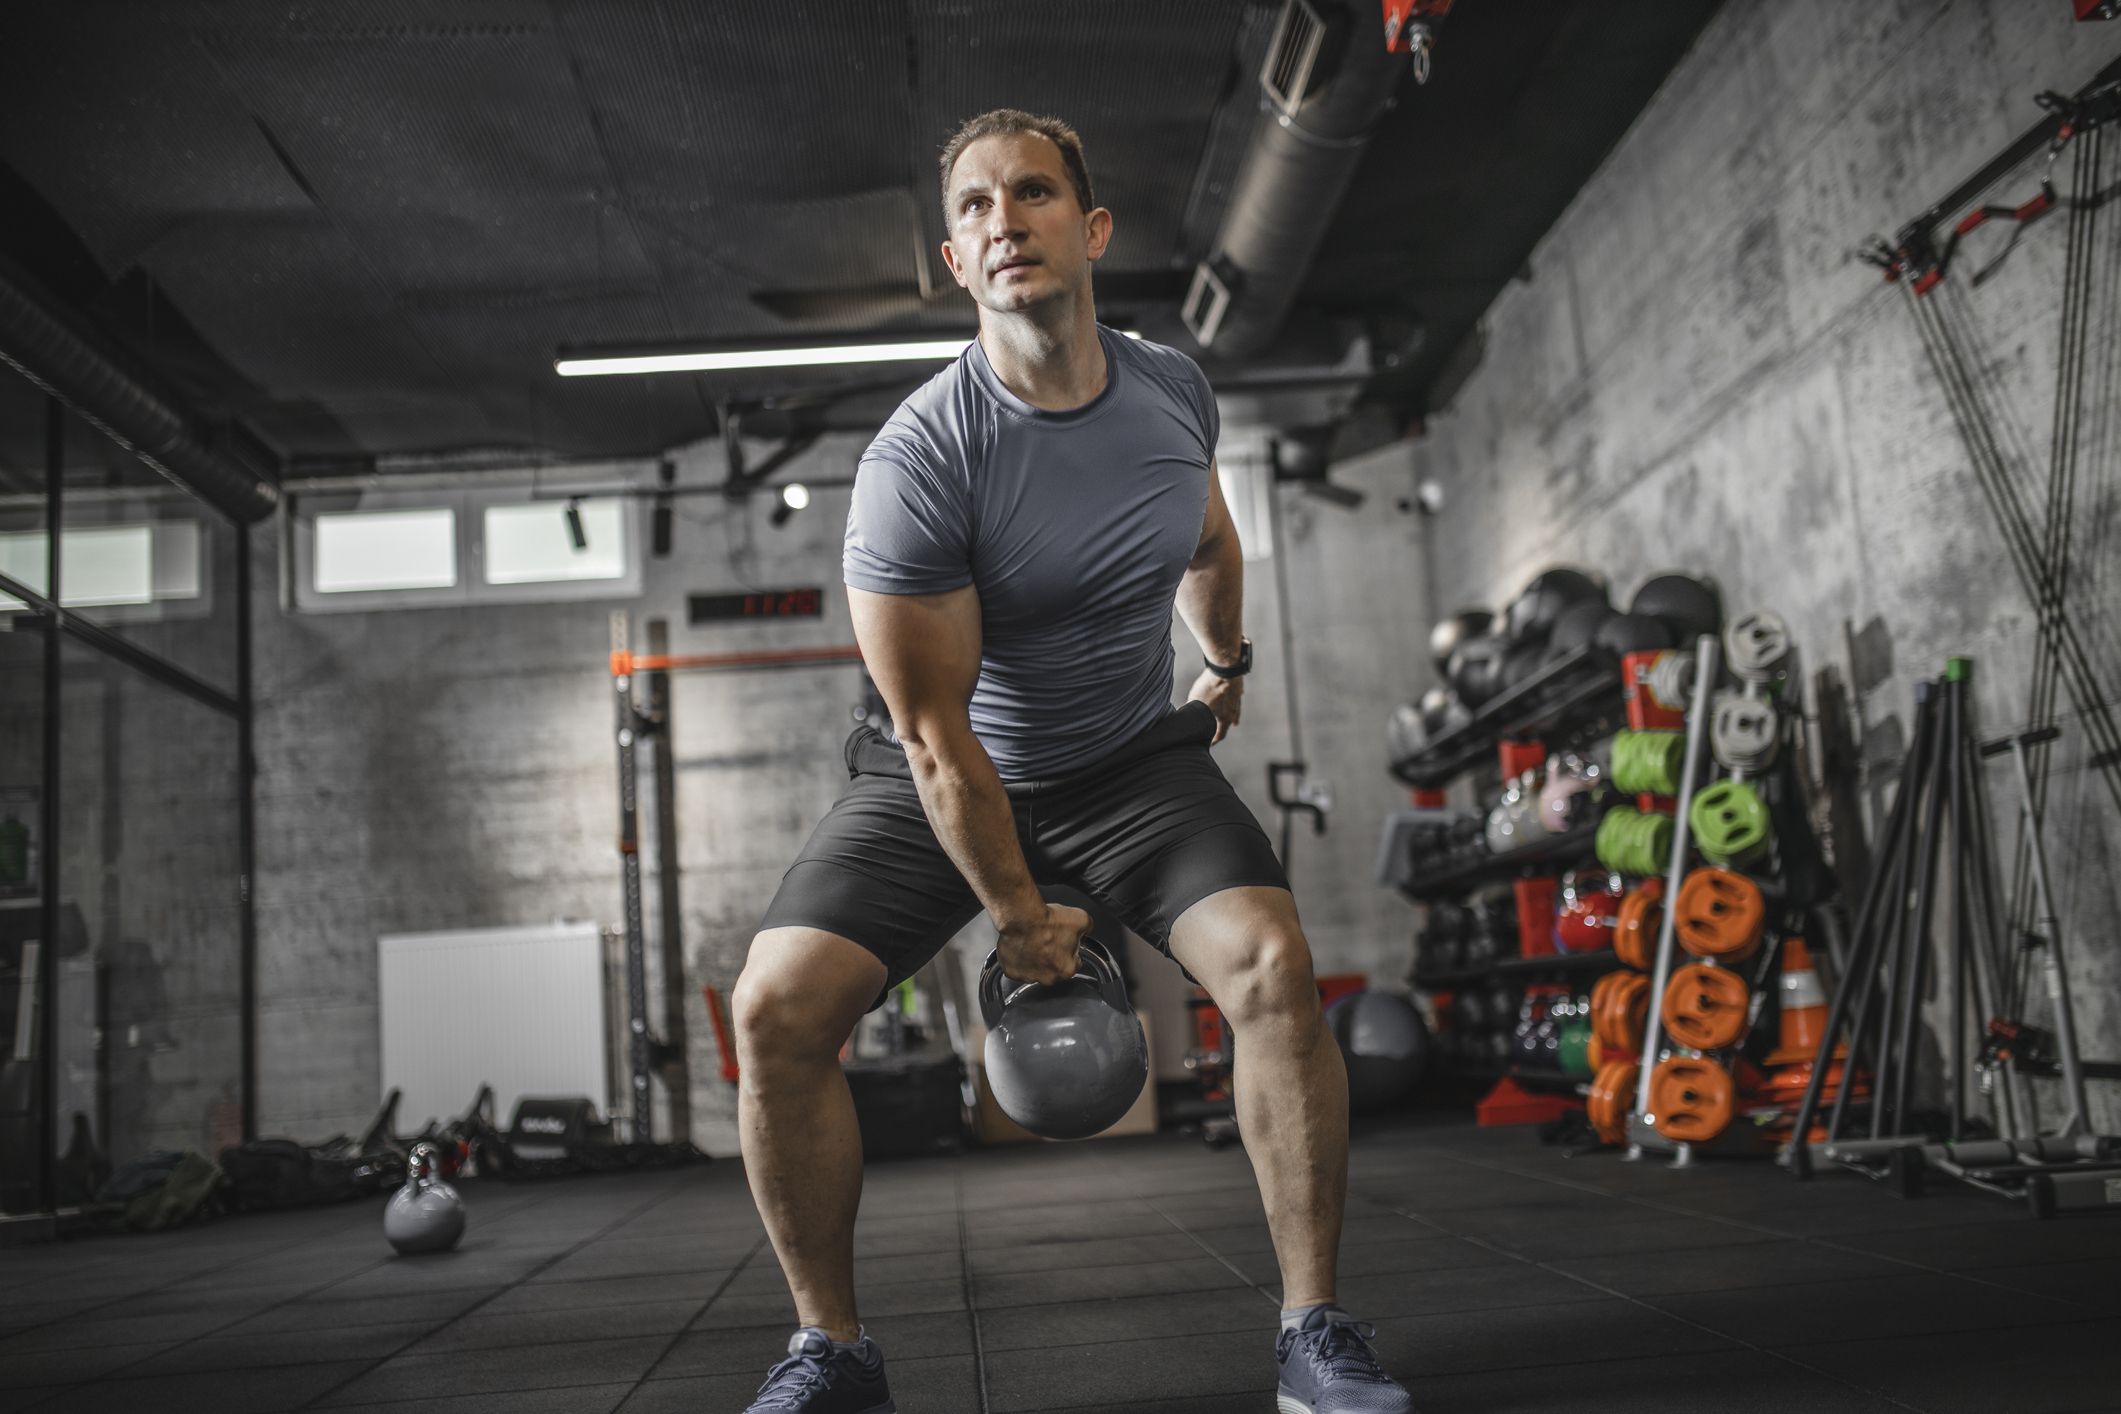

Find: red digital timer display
689;587;825;623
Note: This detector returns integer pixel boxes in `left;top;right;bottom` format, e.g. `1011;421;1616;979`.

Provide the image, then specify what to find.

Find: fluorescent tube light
555;330;1141;377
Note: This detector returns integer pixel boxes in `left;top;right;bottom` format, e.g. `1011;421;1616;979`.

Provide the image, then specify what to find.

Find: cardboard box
967;1013;1158;1144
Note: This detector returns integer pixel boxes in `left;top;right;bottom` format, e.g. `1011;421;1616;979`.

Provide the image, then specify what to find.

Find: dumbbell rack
1387;650;1629;1119
1600;622;1850;1166
1390;645;1623;792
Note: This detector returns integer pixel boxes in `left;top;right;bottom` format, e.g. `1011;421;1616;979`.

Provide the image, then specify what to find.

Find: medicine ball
1629;574;1722;644
1497;640;1547;695
1594;612;1674;657
1428;609;1494;672
1447;635;1507;708
1545;598;1617;659
1418;685;1452;735
1506;568;1606;644
1325;991;1430;1113
1386;701;1428;762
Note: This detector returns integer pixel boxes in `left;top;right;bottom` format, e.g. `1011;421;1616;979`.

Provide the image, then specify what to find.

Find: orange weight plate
1587;1059;1639;1145
1650;1055;1737;1143
1590;973;1620;1049
1591;972;1649;1053
1613;879;1664;972
1661;963;1750;1052
1674;868;1765;963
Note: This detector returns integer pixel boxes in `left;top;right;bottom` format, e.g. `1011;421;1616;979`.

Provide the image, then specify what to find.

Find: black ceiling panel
0;0;1713;465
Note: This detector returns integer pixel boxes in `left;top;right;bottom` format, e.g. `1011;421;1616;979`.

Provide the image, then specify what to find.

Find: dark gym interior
3;3;2119;1413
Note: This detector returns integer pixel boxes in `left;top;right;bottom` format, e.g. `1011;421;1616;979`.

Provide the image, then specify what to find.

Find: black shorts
756;699;1289;994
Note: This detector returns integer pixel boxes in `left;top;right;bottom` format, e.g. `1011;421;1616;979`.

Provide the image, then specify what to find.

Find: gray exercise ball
1326;991;1430;1114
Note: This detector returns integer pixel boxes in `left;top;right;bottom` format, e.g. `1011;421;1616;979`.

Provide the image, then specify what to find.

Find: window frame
0;497;213;622
286;476;645;614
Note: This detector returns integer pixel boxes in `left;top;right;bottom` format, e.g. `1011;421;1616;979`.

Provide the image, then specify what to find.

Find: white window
314;507;458;593
0;521;204;613
288;478;643;612
482;498;626;585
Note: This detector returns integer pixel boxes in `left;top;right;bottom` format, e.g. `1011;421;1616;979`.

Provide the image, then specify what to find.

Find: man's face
940;131;1111;313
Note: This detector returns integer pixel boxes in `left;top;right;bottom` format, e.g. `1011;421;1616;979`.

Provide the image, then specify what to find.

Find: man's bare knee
734;927;886;1076
1217;928;1320;1032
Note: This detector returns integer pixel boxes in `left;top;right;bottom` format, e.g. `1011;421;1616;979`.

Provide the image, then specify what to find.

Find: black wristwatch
1204;637;1253;679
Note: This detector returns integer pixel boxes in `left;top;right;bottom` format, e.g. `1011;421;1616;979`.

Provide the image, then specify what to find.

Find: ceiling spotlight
770;483;809;529
565;497;587;550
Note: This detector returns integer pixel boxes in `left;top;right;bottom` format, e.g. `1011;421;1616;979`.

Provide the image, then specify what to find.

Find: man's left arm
1176;457;1246;744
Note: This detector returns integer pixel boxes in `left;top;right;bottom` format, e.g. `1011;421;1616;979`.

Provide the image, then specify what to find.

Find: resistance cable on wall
1895;134;2120;1051
1900;248;2121;825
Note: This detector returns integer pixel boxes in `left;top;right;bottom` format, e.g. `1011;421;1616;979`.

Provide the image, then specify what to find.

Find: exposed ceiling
0;1;1717;476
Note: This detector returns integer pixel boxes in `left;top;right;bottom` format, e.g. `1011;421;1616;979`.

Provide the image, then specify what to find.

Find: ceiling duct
0;255;281;524
1183;0;1403;359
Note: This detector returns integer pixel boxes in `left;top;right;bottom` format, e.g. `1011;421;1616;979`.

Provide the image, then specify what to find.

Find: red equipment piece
1622;651;1686;731
1513;875;1560;958
702;985;740;1083
1555;876;1622;954
1861;72;2120;294
1382;0;1455;52
1498;739;1544;780
1475;1076;1578;1128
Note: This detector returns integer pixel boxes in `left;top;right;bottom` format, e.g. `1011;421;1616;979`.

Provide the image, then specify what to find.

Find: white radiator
377;921;607;1131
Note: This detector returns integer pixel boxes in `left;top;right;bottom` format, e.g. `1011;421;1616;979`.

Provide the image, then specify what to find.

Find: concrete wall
1405;0;2121;1129
253;440;855;1151
247;422;1426;1150
249;414;1441;1152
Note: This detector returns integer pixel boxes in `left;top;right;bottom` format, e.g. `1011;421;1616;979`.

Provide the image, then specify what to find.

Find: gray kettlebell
384;1141;466;1255
979;935;1148;1141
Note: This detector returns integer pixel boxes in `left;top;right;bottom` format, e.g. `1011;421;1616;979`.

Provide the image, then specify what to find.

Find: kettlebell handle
978;935;1128;1029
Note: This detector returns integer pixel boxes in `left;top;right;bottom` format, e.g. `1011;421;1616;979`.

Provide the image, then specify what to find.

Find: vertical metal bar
1868;684;1933;1140
1832;702;1927;1145
1955;730;2014;1142
1947;673;1970;1143
1892;674;1955;1134
2010;734;2087;1138
34;394;61;1215
1788;686;1925;1155
236;519;257;1140
1635;633;1721;1127
645;617;691;1145
612;612;652;1142
1964;722;2034;1135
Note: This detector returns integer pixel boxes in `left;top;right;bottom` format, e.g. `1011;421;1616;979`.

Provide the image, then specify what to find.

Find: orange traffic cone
1755;939;1865;1138
1765;938;1830;1066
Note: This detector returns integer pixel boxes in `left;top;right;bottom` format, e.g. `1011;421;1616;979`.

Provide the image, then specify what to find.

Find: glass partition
0;618;46;1214
0;367;49;608
50;637;244;1197
0;366;251;1217
55;409;239;697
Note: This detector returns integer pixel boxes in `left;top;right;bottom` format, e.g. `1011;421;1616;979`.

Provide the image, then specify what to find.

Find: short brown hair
938;109;1095;216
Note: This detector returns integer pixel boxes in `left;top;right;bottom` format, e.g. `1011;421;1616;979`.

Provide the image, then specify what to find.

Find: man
732;109;1413;1414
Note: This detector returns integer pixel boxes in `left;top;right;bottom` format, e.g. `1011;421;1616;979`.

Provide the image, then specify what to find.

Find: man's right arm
846;584;1088;984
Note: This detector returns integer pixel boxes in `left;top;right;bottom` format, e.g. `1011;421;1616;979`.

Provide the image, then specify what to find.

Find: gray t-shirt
845;325;1220;782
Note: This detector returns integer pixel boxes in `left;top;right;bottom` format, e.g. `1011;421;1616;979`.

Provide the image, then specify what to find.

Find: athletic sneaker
1274;1305;1414;1414
743;1327;895;1413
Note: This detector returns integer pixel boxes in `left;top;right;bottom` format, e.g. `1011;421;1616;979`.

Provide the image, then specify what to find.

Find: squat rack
606;610;866;1141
